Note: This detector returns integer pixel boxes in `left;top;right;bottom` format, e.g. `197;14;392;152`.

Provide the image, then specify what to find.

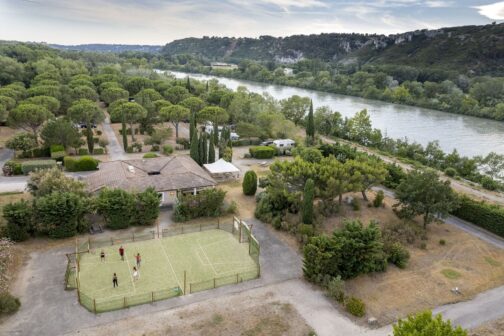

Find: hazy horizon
0;0;503;45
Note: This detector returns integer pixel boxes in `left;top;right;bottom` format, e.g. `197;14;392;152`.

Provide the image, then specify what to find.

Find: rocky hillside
50;44;162;53
161;23;504;75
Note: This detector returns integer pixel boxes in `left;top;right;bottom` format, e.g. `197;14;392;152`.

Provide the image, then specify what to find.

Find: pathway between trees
101;115;126;161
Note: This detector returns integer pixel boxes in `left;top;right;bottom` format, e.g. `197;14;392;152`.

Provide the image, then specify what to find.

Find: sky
0;0;502;45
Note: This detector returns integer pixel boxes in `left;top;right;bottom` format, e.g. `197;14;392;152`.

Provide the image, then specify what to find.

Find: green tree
8;103;53;143
190;131;200;164
115;102;147;142
35;192;90;238
27;167;87;197
164;86;189;104
67;99;104;153
23;96;60;114
125;76;152;96
134;187;160;226
306;100;315;144
3;200;33;242
159;105;189;139
243;170;258;196
71;85;98;101
349;158;388;201
395;169;459;229
101;87;129;105
181;96;206;115
197;106;229;128
40;118;81;149
280;95;311;125
96;189;136;229
5;132;37;153
302;178;315;224
393;311;467;336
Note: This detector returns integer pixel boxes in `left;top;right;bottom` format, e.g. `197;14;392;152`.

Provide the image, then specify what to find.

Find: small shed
204;159;240;181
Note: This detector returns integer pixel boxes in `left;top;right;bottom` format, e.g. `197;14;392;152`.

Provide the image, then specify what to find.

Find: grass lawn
77;229;259;312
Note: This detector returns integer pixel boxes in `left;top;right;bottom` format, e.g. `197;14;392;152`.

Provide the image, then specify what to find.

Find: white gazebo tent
203;159;240;181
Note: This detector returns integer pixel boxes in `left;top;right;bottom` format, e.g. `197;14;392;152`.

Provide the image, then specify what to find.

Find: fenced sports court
66;218;260;313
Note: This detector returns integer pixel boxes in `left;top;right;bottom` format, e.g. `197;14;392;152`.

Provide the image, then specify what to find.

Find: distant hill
161;23;504;75
50;44;162;53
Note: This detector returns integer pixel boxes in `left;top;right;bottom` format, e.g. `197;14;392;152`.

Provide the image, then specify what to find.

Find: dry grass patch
469;317;504;336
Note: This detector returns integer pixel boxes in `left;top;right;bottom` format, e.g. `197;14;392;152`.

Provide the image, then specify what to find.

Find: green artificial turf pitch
77;229;258;307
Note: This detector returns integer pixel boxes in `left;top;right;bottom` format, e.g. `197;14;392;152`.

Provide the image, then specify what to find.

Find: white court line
125;255;136;293
198;241;218;276
159;241;184;291
194;247;209;266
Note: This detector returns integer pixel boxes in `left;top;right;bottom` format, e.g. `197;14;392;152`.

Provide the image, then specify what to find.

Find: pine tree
306;100;315;145
186;77;191;93
190;131;199;164
302;178;315;224
208;137;216;163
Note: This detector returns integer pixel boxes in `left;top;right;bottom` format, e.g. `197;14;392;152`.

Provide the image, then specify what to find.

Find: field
77;229;259;312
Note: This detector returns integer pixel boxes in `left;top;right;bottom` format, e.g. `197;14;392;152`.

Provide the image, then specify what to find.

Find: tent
203;159;240;181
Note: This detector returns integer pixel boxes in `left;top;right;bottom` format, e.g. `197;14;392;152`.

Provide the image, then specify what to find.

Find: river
163;70;503;158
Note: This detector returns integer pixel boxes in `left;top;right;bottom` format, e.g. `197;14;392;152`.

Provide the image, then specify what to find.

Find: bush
97;189;136;229
173;189;226;222
373;190;385;207
2;160;22;176
385;242;410;269
439;239;446;245
345;297;366;317
3;200;33;241
92;148;105;155
351;197;360;211
451;196;504;238
143;152;158;158
444;167;457;177
242;170;258;196
327;276;345;303
162;144;174;156
0;292;21;315
151;144;159;151
249;146;275;159
78;148;89;155
134;187;160;226
50;144;65;159
176;137;190;149
393;310;467;335
65;156;98;172
481;176;499;191
126;146;134;153
21;160;57;174
31;147;50;158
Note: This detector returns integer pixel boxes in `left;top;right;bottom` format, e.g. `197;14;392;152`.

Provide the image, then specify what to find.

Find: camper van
273;139;296;153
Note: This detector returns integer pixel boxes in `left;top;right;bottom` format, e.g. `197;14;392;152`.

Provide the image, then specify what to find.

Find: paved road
101;116;126;161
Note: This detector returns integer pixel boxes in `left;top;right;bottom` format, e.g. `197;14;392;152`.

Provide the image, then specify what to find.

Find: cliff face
161;23;504;75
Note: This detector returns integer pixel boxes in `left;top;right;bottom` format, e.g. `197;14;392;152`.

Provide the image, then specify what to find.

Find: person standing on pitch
136;253;141;269
113;273;118;288
119;246;124;261
100;250;105;262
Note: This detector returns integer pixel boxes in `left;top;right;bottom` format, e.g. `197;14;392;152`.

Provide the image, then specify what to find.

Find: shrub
78;148;89;155
63;157;76;171
327;276;345;303
439;239;446;245
173;189;226;222
345;297;366;317
481;176;499;191
31;147;50;158
302;178;315;224
2;160;22;176
351;197;360;211
451;196;504;238
96;130;102;136
249;146;275;159
162;144;174;156
97;189;136;229
74;156;99;171
92;148;105;155
242;170;258;196
50;144;64;153
126;146;134;153
444;167;457;177
98;137;109;149
373;190;385;208
134;187;160;226
385;242;410;269
272;216;282;229
0;292;21;315
176;137;190;149
393;310;468;335
143;152;158;158
21;160;57;174
3;200;33;241
132;142;142;153
151;144;159;151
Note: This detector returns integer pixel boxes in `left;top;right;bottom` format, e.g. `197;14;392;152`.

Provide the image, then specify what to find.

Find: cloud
474;1;504;20
424;0;453;8
258;0;328;8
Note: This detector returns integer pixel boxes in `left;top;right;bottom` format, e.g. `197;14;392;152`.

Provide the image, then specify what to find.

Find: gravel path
101;116;126;161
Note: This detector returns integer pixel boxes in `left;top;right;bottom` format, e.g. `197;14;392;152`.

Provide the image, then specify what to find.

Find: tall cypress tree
202;134;208;164
213;123;219;145
186;77;191;93
306;100;315;144
208;137;216;163
198;134;205;165
302;178;315;224
121;111;128;151
190;131;199;164
189;112;196;143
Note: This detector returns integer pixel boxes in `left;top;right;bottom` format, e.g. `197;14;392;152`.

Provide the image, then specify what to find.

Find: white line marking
159;241;184;291
198;241;218;276
125;254;136;293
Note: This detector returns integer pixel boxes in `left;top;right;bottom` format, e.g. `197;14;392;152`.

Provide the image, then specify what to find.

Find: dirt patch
64;287;312;336
322;192;504;325
0;126;21;148
469;317;504;336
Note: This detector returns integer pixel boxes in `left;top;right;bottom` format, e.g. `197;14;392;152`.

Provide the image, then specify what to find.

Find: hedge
64;156;99;172
143;152;158;158
21;160;57;174
93;148;105;155
451;196;504;238
249;146;276;159
232;138;262;147
2;160;22;176
78;148;89;155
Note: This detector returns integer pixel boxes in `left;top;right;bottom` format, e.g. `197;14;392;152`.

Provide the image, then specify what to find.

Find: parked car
77;123;97;129
260;140;274;146
230;132;240;141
